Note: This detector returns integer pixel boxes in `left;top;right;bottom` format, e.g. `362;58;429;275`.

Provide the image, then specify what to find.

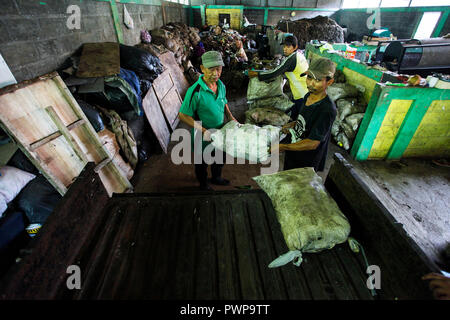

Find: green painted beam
245;6;338;11
109;0;123;44
206;5;244;10
386;99;431;160
200;4;206;26
350;84;387;161
433;10;450;37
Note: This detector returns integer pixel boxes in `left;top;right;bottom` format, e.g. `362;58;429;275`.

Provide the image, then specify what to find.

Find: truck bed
0;155;438;300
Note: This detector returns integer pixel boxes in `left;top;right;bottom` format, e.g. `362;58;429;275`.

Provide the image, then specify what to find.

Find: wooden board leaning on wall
0;72;133;197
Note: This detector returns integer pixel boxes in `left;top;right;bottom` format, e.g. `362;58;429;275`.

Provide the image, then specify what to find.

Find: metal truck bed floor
71;191;374;300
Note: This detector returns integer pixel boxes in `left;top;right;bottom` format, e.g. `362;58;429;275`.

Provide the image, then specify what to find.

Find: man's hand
281;121;296;134
203;129;212;142
422;273;450;300
248;70;258;78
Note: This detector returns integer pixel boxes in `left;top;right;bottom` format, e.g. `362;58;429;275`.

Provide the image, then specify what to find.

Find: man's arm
257;53;297;81
178;112;212;141
225;104;237;122
279;138;320;152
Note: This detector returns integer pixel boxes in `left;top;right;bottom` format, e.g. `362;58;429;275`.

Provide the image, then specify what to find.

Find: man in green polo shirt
179;51;238;190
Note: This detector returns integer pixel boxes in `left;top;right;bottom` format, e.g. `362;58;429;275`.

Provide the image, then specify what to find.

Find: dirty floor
131;91;449;270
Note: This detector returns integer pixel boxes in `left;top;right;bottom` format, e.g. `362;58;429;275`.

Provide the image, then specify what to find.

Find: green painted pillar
200;5;206;26
109;0;123;44
263;8;268;25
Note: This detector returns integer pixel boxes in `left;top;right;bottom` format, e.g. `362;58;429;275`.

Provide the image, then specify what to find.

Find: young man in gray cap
272;57;337;172
179;51;238;190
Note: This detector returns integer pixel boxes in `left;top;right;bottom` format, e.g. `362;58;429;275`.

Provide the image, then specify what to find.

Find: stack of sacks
247;76;294;111
245;107;291;127
327;79;367;150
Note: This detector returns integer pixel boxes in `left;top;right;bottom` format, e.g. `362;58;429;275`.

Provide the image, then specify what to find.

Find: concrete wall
0;0;185;83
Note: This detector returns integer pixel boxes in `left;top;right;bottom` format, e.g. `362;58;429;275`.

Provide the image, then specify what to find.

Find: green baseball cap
301;57;336;80
201;51;225;68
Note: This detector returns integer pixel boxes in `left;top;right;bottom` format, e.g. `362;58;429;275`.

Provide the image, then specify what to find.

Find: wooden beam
45;106;89;164
30;119;86;151
94;157;113;173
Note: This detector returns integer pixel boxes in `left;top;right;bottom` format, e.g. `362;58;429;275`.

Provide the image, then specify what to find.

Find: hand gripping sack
253;168;351;267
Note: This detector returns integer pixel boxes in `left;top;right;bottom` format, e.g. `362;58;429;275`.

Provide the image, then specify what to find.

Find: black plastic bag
76;99;105;132
7;149;39;175
119;44;164;83
16;175;62;225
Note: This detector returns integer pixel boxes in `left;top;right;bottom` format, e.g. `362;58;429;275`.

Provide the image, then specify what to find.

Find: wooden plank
316;249;359;300
215;197;241;299
147;200;185;299
334;245;378;300
94;158;112;173
229;199;265;299
157;51;190;98
29;119;86;151
51;75;133;196
160;84;182;130
195;198;218;300
0;163;109;299
76;42;120;78
0;72;132;197
152;69;174;101
259;194;313;299
325;153;439;299
245;195;288;299
152;70;182;131
94;202;142;299
45;106;88;164
301;253;335;300
142;87;171;153
172;199;197;299
74;200;129;299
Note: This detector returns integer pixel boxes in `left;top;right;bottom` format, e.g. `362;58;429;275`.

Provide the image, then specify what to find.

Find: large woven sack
248;94;294;111
245;107;291;126
327;83;359;102
210;121;280;163
247;76;284;101
253;168;350;255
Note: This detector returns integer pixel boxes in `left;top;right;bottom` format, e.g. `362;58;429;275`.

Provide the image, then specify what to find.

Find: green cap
201;51;224;68
301;57;336;80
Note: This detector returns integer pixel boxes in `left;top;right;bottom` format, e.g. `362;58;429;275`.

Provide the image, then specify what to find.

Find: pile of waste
328;73;367;151
61;43;162;170
150;22;201;70
277;16;344;49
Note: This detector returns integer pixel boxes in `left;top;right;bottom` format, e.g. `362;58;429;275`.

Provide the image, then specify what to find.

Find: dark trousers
194;150;224;185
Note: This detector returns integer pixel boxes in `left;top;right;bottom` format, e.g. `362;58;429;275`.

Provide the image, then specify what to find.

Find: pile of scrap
328;71;367;151
62;42;166;170
277;16;344;49
149;22;201;77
